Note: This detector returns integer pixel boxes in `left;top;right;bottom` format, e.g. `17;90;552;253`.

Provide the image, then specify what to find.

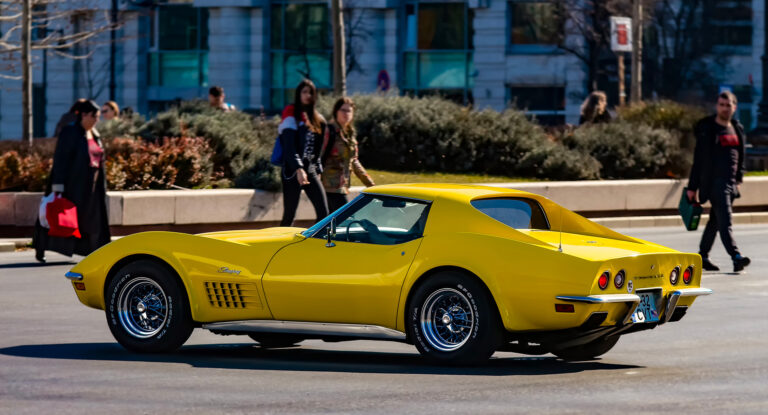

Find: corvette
66;184;711;364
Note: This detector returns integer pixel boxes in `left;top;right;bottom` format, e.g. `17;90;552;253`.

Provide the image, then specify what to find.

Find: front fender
68;231;297;322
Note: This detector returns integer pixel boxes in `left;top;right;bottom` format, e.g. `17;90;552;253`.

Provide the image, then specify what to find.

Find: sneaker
35;251;46;264
702;259;720;271
733;255;751;272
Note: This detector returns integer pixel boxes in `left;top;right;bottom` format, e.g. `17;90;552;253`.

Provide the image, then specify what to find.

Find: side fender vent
205;282;262;309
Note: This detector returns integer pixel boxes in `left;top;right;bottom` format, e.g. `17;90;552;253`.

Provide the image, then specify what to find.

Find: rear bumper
501;288;712;354
556;287;712;325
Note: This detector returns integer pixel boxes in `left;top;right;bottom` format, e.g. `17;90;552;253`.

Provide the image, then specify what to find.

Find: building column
471;1;506;110
119;10;149;116
207;7;252;111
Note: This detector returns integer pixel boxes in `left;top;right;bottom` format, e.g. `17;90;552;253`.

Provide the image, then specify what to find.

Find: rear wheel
553;335;620;361
247;334;304;348
106;260;194;353
407;271;503;365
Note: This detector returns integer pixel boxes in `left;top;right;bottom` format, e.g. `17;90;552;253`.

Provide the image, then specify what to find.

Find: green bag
678;187;703;231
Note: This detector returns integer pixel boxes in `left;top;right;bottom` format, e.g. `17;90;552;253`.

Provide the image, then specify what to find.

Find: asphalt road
1;225;766;414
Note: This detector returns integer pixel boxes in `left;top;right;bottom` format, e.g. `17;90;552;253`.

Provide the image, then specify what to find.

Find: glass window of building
706;0;752;48
270;1;332;110
507;86;565;125
148;4;209;88
732;85;753;128
402;1;474;105
508;1;562;46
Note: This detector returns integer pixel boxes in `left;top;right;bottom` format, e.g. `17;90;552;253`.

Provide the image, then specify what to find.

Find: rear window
471;198;550;230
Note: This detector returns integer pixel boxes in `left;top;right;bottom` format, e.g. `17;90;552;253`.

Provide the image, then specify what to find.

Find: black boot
35;250;46;264
733;255;751;272
701;258;719;271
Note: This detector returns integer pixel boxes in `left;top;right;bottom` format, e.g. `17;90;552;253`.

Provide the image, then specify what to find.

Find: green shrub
97;112;146;141
106;137;217;190
617;100;706;138
139;100;280;190
562;121;679;179
617;100;706;177
318;94;600;180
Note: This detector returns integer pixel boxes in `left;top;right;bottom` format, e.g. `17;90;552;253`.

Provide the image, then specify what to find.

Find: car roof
362;183;538;203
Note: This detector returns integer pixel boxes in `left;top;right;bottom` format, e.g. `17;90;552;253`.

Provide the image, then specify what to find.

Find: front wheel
553;335;620;361
106;259;194;353
407;271;503;365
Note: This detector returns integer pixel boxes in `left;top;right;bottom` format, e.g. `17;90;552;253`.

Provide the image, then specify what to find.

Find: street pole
109;0;117;101
630;0;642;103
331;0;346;96
22;0;32;144
618;53;626;106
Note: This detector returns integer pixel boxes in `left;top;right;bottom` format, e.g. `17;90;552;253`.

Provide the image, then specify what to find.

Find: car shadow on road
0;261;75;269
0;342;643;376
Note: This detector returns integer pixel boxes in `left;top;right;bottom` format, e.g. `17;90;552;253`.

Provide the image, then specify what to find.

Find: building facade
0;0;763;139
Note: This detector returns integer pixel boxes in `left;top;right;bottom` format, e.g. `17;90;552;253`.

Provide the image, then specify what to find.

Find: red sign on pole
617;24;628;46
610;17;632;52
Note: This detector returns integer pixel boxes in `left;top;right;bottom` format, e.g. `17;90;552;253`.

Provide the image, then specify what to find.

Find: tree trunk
631;0;643;103
331;0;346;96
22;0;33;144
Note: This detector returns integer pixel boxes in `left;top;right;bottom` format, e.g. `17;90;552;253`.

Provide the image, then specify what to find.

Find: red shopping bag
46;195;81;238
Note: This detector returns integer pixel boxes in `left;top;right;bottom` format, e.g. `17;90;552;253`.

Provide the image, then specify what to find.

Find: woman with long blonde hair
579;91;612;125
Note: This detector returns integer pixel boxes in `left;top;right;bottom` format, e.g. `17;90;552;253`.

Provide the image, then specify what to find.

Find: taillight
614;270;626;289
683;266;693;284
598;271;610;290
670;266;680;285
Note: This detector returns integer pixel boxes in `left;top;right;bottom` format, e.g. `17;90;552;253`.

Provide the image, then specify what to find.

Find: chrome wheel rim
117;277;168;339
420;288;475;352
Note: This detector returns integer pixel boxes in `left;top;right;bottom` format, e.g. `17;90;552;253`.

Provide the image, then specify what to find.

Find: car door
262;194;431;328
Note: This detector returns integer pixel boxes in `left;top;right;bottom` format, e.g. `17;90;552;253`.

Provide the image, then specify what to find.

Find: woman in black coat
34;100;111;262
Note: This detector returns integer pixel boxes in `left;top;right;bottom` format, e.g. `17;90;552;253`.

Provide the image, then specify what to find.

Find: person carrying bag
33;100;111;263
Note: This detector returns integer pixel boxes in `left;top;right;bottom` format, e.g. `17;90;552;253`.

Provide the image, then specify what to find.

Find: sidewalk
4;211;767;251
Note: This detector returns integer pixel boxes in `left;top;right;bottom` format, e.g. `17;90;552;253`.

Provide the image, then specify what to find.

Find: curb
1;214;767;247
593;212;768;229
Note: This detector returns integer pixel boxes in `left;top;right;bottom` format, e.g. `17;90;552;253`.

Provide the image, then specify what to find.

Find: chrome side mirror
325;217;336;248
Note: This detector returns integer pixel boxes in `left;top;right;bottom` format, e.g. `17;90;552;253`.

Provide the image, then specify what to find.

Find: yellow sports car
66;184;711;364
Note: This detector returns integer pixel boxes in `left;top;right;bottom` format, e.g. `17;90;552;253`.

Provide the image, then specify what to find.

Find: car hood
197;227;307;246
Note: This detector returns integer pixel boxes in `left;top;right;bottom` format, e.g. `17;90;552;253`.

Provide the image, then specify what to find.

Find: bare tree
552;0;655;93
331;0;345;95
0;0;119;143
644;0;730;99
343;0;373;77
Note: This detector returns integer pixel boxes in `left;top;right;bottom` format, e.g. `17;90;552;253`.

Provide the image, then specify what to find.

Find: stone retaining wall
2;177;768;228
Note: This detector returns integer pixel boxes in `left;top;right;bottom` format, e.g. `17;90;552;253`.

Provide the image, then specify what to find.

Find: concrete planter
2;177;767;229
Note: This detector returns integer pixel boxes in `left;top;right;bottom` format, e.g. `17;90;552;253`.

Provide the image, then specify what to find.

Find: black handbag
678;187;703;231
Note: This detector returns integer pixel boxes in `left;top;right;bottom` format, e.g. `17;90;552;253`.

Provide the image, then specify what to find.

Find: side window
471;198;549;230
314;195;430;245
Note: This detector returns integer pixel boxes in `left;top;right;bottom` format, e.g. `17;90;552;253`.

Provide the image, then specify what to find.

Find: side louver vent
205;282;261;309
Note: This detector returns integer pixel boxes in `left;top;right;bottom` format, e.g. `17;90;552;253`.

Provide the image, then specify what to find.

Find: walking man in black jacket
687;91;751;272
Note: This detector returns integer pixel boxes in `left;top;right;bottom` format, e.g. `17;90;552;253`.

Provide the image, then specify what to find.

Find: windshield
301;194;364;238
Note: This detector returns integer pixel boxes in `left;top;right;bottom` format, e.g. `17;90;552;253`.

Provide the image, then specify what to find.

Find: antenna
558;205;563;253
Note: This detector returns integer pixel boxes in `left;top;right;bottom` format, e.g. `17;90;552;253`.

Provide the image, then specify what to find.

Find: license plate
631;292;661;323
